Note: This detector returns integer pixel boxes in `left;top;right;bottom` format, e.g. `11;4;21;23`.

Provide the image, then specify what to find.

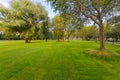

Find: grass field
0;40;120;80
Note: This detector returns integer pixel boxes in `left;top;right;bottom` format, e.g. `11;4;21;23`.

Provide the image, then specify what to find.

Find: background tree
78;26;99;41
41;17;50;41
52;15;65;41
107;15;120;42
0;0;48;43
61;14;78;41
104;24;113;41
108;15;120;26
47;0;120;50
112;26;120;42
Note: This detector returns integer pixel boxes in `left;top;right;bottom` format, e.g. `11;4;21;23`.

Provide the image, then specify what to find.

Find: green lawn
0;40;120;80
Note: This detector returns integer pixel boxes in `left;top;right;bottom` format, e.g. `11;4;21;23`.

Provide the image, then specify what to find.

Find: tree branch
101;0;113;13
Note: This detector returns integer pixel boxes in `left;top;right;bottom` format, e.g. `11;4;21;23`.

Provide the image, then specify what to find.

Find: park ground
0;40;120;80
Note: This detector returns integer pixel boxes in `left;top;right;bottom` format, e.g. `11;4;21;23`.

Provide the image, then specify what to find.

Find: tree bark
99;25;105;50
25;38;31;43
25;38;29;43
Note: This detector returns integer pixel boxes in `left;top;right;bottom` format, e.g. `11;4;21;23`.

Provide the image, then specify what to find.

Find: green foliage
108;15;120;26
104;24;113;40
47;0;120;50
106;15;120;41
105;24;120;41
0;23;17;40
47;0;119;20
41;18;50;41
112;26;120;41
52;15;66;41
0;0;48;42
78;26;99;40
53;15;65;29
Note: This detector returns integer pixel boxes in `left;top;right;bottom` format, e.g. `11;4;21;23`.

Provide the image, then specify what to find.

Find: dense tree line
0;0;120;48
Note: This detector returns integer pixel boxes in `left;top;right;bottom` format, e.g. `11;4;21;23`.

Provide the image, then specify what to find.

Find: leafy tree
41;17;50;41
107;15;120;41
47;0;120;50
108;15;120;26
62;14;77;41
112;26;120;41
0;23;16;40
104;24;113;41
78;26;99;40
0;0;47;43
52;15;65;41
64;24;75;41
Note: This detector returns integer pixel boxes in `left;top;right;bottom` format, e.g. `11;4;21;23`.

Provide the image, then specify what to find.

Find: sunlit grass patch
0;40;120;80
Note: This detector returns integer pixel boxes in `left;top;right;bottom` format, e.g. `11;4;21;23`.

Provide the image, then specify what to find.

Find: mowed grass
0;40;120;80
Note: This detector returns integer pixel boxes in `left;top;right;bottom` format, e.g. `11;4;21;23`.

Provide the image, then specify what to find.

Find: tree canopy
47;0;120;50
0;0;48;43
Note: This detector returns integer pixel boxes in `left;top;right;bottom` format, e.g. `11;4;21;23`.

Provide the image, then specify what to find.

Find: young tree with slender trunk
52;15;66;41
47;0;120;50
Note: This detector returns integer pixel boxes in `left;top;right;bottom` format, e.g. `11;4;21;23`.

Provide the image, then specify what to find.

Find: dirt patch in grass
86;49;120;59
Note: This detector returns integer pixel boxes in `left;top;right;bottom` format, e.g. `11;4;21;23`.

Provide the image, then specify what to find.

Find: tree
104;24;113;41
41;18;50;41
0;0;47;43
0;23;17;40
112;26;120;41
78;26;99;40
108;15;120;27
47;0;120;50
52;15;65;41
104;24;120;42
61;13;78;41
107;15;120;41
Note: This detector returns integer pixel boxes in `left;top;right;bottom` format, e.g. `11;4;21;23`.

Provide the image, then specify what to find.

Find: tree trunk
57;37;60;42
115;37;118;42
45;38;47;42
99;25;105;50
25;38;29;43
25;38;31;43
67;37;70;42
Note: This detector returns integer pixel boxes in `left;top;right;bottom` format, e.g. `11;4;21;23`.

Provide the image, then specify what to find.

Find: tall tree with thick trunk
47;0;120;50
